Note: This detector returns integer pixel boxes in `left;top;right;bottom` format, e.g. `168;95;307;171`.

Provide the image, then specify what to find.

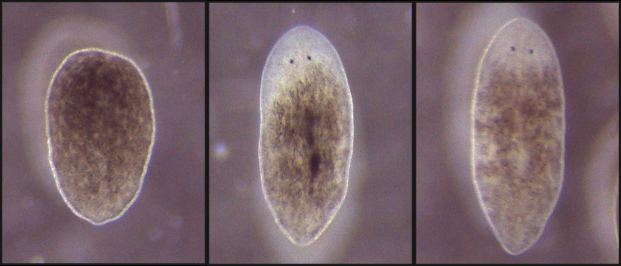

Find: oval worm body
46;48;155;225
471;18;565;255
259;26;354;246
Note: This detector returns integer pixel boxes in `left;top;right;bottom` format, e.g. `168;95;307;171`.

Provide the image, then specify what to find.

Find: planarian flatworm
259;26;354;246
471;18;565;255
46;48;155;225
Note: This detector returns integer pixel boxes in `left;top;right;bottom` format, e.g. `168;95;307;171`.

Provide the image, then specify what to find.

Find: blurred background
416;3;619;263
2;3;205;262
209;3;412;263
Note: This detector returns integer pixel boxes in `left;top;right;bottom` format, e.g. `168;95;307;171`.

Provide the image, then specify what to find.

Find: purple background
2;3;205;263
209;3;412;263
417;3;619;263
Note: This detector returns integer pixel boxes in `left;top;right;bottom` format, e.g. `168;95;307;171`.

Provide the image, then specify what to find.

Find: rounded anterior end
471;18;565;255
258;26;354;245
45;48;155;225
